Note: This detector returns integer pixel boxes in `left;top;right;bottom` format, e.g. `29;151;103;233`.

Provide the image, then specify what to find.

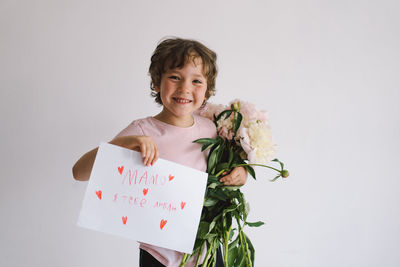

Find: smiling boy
73;37;247;267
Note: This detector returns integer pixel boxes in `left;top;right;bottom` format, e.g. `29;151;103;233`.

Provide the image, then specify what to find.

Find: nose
178;79;192;93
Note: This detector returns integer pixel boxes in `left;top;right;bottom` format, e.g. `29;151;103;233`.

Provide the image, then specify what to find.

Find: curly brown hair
149;37;218;105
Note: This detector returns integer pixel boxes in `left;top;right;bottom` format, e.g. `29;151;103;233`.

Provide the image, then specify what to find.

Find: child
73;37;248;267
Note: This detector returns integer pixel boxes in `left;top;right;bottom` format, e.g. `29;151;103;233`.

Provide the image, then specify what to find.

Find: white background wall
1;0;399;266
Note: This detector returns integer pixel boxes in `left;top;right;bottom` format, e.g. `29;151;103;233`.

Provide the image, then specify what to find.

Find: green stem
212;249;217;267
194;242;205;267
215;169;227;178
232;111;238;139
238;229;247;264
234;163;281;173
242;231;252;267
206;247;215;267
180;253;189;267
216;162;281;179
236;217;252;267
202;242;213;267
223;226;231;267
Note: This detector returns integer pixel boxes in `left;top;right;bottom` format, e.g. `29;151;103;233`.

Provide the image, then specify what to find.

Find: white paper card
77;143;208;253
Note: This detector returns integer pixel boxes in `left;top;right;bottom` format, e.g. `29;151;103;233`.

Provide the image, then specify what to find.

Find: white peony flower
239;120;276;164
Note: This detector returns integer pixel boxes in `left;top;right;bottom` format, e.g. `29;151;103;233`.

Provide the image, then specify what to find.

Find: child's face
155;57;208;125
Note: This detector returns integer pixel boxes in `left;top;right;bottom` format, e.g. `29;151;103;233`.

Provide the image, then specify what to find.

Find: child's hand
219;166;248;186
110;135;159;166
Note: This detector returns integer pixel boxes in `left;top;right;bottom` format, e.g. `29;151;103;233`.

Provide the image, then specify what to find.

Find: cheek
197;87;207;99
160;83;172;94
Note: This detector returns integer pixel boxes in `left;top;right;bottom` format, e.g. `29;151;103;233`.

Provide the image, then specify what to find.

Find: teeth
174;98;191;103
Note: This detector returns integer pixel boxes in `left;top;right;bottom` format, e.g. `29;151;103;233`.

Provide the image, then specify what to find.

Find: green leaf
224;188;242;198
201;142;215;152
235;247;247;267
204;197;218;207
216;140;226;164
229;228;236;240
235;192;246;221
222;185;241;191
245;221;265;227
228;234;240;250
193;138;218;144
216;110;232;121
234;112;243;133
272;158;284;170
208;189;230;201
226;213;233;229
270;174;281;182
224;110;233;119
227;146;234;166
216;135;225;143
227;246;239;266
244;202;250;222
216;162;229;173
244;165;256;180
207;145;220;173
210;213;222;226
209;220;216;233
207;175;219;183
207;182;219;189
197;221;210;237
192;239;203;252
206;233;218;244
245;233;255;267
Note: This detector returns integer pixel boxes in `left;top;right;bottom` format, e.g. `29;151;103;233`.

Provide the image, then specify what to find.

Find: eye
168;75;180;80
193;79;203;84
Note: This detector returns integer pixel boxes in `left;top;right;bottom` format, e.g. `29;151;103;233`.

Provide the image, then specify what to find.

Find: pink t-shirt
115;114;217;267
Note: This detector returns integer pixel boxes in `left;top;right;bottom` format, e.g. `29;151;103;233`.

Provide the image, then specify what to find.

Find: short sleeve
114;120;145;139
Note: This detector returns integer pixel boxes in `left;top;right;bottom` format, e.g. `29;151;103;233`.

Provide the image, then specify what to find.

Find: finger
220;173;233;184
226;168;245;185
219;174;228;183
132;147;140;152
142;142;151;166
225;172;242;185
151;144;159;166
147;144;155;166
219;170;231;182
236;168;248;185
145;142;153;166
224;179;235;185
140;143;147;164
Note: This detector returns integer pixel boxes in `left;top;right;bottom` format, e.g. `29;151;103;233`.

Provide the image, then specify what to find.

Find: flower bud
281;170;289;178
231;101;241;112
239;151;247;160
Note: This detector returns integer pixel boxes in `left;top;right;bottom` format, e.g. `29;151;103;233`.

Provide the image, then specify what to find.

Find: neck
153;110;194;128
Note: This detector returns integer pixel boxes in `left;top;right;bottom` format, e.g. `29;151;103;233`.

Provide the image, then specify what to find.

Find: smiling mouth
173;97;192;104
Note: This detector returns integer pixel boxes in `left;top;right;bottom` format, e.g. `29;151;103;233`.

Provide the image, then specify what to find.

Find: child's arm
219;166;248;186
72;135;159;181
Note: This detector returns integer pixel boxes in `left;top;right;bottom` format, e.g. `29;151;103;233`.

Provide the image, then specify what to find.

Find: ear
154;85;160;93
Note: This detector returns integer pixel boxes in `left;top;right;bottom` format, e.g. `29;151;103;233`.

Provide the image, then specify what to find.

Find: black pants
139;247;224;267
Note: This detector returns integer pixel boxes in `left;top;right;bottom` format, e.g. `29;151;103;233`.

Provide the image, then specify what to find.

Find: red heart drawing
181;202;186;210
118;166;124;175
168;175;174;181
95;190;102;200
160;219;167;230
122;216;128;225
143;188;148;196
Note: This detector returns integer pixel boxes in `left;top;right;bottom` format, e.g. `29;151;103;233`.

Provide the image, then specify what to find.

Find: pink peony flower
198;103;227;121
218;127;234;140
199;100;276;164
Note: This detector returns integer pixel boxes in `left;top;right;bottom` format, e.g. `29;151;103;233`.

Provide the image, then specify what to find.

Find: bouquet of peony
180;99;289;267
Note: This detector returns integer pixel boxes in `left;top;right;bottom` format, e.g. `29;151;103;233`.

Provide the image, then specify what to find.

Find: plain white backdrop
1;0;399;266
